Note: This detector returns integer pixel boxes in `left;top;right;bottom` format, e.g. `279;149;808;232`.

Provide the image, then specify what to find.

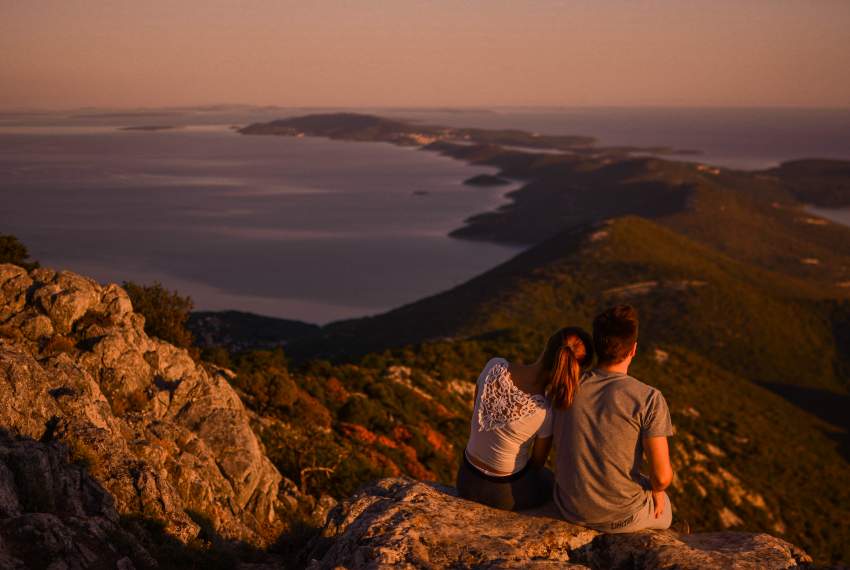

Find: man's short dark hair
593;305;639;364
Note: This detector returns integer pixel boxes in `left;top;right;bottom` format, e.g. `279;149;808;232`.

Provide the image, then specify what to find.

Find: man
552;304;674;532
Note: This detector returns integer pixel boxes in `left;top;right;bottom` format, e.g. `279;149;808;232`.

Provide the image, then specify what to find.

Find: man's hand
652;490;666;518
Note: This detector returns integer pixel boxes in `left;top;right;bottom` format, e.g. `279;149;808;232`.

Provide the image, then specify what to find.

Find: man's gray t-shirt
553;368;674;527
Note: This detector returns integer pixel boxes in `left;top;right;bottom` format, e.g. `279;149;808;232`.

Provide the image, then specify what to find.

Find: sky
2;0;849;110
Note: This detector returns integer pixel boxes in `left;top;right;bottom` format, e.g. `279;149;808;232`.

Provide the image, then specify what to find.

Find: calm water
0;125;520;323
808;206;850;228
2;107;849;323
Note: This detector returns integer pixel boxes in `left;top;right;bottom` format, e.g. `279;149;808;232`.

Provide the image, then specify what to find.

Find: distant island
463;174;512;187
238;112;700;158
119;125;182;131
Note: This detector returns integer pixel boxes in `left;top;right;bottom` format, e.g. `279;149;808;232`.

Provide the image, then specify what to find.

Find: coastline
238;113;850;246
805;205;850;228
236;114;720;245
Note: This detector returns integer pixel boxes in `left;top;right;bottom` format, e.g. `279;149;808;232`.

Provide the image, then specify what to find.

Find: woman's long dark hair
542;327;594;410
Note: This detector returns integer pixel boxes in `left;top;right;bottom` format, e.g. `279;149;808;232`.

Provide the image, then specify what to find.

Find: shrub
337;396;392;432
122;281;195;350
231;349;299;414
201;346;232;369
0;234;38;269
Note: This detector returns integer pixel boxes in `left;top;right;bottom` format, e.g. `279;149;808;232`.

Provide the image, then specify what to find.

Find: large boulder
0;430;156;569
305;478;812;570
0;264;294;547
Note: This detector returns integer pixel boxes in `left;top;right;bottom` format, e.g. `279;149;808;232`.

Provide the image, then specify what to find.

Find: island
237;112;701;158
119;125;182;131
463;174;512;186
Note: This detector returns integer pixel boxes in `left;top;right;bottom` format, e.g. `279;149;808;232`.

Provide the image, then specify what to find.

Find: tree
0;234;38;269
122;281;194;350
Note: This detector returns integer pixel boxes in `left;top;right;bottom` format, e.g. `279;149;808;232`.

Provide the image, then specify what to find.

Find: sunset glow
2;0;849;109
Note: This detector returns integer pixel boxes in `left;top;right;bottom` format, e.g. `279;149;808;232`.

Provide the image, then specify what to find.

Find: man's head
593;305;639;367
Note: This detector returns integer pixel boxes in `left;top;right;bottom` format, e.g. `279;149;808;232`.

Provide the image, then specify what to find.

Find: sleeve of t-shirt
537;406;554;438
642;389;674;438
476;358;499;387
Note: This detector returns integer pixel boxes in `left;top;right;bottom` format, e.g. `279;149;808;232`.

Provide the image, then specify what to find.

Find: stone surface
0;430;156;569
0;264;295;548
576;530;813;569
306;478;812;570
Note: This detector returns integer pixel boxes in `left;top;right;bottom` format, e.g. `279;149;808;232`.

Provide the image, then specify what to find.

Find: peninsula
3;113;847;567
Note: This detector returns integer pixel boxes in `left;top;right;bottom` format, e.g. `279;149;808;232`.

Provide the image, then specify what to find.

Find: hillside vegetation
225;217;849;562
3;114;849;565
232;114;850;564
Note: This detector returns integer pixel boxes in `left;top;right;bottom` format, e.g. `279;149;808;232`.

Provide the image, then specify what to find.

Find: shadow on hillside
761;383;850;462
0;427;307;569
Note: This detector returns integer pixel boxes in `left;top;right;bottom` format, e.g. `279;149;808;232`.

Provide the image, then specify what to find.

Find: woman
456;327;593;511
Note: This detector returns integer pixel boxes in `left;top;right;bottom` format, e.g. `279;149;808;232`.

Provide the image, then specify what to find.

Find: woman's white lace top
466;357;553;475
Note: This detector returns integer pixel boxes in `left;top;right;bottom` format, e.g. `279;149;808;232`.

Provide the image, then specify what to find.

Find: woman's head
542;327;593;410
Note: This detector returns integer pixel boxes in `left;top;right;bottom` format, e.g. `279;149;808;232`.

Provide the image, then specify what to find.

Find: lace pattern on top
477;359;548;432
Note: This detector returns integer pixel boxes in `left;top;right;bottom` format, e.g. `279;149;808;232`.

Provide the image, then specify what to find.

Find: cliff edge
0;264;296;556
306;478;812;570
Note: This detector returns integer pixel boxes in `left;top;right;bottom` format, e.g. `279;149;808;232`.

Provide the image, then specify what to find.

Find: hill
4;113;850;565
189;310;320;352
1;263;822;568
240;113;850;292
220;113;850;563
250;217;850;563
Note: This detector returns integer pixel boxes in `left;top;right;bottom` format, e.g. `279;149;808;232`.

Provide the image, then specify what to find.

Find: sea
1;106;849;324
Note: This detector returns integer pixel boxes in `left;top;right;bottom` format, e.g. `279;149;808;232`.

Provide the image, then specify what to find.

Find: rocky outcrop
306;478;812;570
0;430;156;569
0;264;293;547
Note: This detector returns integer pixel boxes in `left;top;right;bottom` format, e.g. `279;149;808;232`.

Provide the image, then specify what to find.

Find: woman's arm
530;436;552;468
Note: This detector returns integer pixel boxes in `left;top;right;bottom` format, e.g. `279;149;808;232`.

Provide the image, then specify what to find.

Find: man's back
553;368;673;527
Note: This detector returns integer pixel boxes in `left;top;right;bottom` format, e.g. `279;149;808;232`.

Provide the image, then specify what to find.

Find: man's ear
630;342;638;358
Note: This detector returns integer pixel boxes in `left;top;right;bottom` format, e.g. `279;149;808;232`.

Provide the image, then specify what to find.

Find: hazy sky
2;0;849;109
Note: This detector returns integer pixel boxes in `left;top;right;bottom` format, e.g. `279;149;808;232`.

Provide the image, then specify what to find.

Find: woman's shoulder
476;361;549;432
478;357;508;377
486;356;509;370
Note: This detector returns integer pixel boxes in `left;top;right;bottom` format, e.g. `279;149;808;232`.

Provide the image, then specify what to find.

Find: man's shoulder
612;373;666;402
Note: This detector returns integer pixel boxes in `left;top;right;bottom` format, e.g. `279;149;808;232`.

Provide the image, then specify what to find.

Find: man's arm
530;436;552;468
643;435;673;518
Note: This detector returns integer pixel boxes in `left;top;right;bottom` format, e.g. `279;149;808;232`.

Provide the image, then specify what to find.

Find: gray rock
0;431;155;569
575;528;813;569
0;263;296;548
306;478;812;570
307;478;597;569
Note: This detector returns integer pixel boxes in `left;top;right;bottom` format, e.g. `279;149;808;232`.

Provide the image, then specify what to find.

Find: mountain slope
272;216;850;563
313;216;843;391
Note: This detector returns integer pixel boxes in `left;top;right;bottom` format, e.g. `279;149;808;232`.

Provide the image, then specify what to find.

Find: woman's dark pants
455;454;554;511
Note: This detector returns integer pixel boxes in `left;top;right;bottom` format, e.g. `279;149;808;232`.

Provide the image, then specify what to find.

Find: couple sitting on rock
457;304;674;533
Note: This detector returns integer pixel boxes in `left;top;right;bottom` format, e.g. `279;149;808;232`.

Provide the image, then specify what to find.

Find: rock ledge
306;478;812;570
0;264;293;548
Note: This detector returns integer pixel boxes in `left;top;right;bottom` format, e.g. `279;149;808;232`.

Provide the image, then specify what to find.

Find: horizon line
3;103;850;114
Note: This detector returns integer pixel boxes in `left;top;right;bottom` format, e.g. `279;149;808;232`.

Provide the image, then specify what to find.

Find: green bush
230;349;301;414
337;396;391;432
122;281;195;350
0;234;37;269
